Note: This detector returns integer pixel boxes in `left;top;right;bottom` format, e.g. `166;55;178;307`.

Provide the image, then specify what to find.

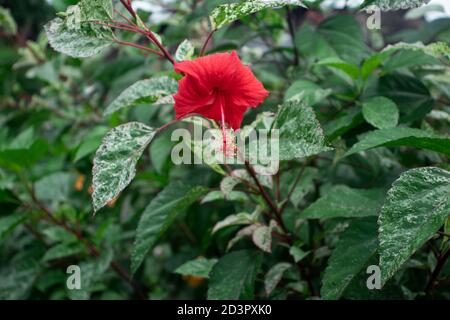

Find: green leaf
344;127;450;158
289;246;310;263
321;217;378;300
45;0;114;58
131;182;208;273
361;53;383;80
35;172;76;204
0;139;48;171
342;254;403;300
382;49;441;73
92;122;156;212
175;39;195;62
272;100;332;161
0;6;17;35
379;167;450;285
210;0;306;29
301;185;385;219
42;242;84;262
296;24;338;61
149;130;174;175
207;250;263;300
68;249;113;300
317;57;360;79
324;107;364;140
175;257;218;279
283;167;319;208
317;14;368;63
264;263;292;296
284;80;332;106
362;96;399;129
0;214;27;244
0;257;40;300
379;74;433;124
104;77;178;115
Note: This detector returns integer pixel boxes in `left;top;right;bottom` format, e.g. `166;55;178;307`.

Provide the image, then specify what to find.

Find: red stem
113;39;164;57
120;0;136;18
200;29;217;56
119;0;175;65
114;8;138;27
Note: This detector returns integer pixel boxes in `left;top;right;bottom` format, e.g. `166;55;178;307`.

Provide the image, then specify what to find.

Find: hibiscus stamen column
218;93;228;156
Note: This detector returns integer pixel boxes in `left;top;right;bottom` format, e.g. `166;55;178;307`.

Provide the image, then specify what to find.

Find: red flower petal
173;51;269;130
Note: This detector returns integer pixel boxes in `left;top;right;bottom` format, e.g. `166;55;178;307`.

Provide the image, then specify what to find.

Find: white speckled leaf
104;77;178;115
212;212;254;234
378;167;450;285
345;127;450;158
321;217;378;300
226;225;258;251
207;250;263;300
45;0;114;58
252;222;274;253
175;39;195;62
264;262;292;296
301;185;385;219
220;169;271;198
362;96;399;129
92;122;155;212
361;0;430;11
131;182;208;273
210;0;307;29
272;100;332;161
201;190;248;203
175;257;218;279
45;18;112;58
383;41;450;64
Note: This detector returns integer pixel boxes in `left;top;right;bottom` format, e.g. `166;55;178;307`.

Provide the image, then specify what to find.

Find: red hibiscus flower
173;51;269;130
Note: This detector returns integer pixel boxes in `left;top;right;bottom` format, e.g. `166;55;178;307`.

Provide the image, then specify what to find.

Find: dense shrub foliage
0;0;449;300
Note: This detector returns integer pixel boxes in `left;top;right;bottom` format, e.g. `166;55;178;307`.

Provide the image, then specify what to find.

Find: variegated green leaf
104;77;178;115
175;257;218;279
210;0;307;29
92;122;156;212
361;0;432;11
175;39;195;62
379;167;450;285
45;0;114;58
272;100;332;160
